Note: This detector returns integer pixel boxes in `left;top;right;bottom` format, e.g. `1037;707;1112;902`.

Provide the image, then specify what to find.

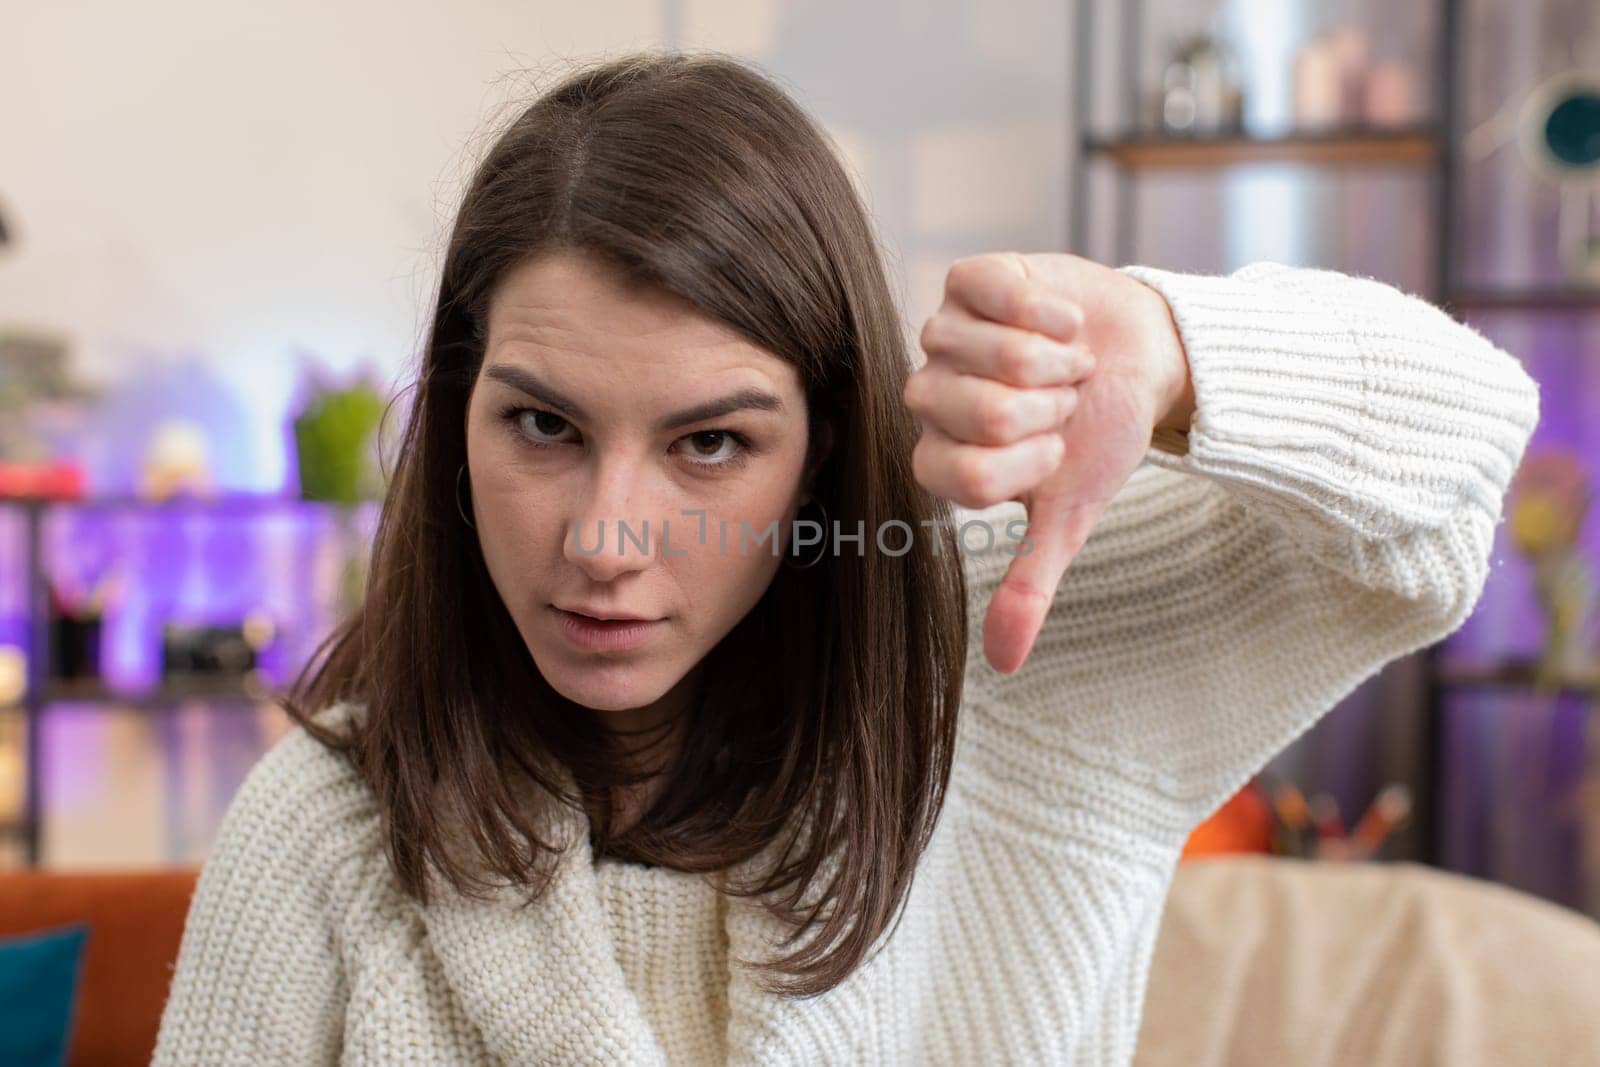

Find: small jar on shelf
1154;28;1246;138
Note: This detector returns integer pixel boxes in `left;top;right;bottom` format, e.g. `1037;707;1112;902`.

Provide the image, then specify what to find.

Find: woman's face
464;249;814;724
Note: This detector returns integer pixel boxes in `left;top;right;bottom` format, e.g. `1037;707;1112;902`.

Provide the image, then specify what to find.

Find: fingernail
1055;386;1078;423
1034;339;1086;380
1055;346;1093;379
1031;298;1082;338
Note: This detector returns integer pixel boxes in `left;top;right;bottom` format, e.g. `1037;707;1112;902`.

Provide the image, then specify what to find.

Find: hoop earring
455;464;476;530
784;498;829;570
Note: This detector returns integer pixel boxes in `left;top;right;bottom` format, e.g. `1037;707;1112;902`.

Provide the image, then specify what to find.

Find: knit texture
151;261;1540;1065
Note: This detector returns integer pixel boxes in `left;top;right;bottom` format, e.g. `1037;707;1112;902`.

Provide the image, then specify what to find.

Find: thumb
982;493;1106;674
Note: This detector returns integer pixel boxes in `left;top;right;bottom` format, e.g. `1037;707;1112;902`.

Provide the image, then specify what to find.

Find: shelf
1082;125;1442;170
1436;658;1600;696
34;675;277;710
1443;288;1600;313
0;492;378;513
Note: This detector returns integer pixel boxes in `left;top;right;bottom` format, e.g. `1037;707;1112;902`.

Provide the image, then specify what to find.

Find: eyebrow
482;363;786;431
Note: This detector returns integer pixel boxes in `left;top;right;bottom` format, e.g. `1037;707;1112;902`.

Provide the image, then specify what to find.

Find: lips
554;605;661;623
551;606;666;653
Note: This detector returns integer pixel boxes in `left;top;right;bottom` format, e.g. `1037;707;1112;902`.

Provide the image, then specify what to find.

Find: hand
905;252;1194;674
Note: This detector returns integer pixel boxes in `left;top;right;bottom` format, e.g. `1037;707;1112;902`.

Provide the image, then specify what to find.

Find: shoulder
207;701;384;895
155;703;380;1064
232;701;374;824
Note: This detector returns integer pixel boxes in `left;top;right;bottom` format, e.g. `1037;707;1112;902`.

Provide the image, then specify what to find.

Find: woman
153;51;1540;1066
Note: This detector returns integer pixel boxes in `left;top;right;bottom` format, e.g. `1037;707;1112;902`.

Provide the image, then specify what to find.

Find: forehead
486;250;796;385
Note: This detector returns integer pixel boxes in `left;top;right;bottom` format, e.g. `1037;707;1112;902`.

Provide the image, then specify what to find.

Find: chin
534;653;678;713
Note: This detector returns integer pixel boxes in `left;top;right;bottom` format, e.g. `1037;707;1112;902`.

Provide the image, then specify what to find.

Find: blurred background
2;0;1598;925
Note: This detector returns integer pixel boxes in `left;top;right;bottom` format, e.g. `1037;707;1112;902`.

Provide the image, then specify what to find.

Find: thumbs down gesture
904;252;1195;674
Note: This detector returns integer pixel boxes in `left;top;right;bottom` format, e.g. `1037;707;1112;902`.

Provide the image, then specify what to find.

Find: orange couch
0;793;1265;1066
0;868;200;1067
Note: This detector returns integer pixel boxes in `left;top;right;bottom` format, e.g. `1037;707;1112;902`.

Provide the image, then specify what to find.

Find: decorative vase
1531;548;1595;687
1509;449;1596;688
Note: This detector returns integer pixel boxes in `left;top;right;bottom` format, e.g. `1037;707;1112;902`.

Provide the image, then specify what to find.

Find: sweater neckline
413;759;828;1064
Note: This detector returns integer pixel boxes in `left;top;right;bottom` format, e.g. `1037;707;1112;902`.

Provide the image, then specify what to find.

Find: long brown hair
285;49;968;998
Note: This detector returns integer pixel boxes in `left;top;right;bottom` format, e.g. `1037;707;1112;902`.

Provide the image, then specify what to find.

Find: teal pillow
0;924;88;1067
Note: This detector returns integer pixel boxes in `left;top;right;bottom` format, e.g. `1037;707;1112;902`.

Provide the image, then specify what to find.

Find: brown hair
285;49;968;998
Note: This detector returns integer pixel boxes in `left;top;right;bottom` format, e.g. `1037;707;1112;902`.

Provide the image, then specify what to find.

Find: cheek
475;468;566;551
466;426;566;581
476;479;566;559
668;466;802;611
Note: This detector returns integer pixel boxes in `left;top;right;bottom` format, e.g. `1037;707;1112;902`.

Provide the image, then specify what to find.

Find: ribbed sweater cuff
1120;261;1372;489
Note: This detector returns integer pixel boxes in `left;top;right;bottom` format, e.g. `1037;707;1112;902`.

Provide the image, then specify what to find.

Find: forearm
1120;261;1539;561
956;259;1540;820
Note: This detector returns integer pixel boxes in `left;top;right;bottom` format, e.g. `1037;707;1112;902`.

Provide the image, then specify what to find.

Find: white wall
0;0;1072;492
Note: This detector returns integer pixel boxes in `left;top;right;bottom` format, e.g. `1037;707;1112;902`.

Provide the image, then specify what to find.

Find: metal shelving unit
1067;0;1599;867
0;494;364;866
1081;124;1443;169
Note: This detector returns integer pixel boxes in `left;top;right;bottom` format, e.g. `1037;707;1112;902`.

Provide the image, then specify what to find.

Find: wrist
1158;356;1196;435
1144;284;1194;435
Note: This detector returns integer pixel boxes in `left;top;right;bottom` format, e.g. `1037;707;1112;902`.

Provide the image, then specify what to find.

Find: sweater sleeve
151;717;372;1066
951;261;1541;834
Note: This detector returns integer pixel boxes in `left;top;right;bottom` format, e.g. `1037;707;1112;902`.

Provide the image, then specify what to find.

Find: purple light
1;497;378;695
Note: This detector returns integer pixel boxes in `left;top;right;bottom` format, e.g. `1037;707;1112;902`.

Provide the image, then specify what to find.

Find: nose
561;449;667;582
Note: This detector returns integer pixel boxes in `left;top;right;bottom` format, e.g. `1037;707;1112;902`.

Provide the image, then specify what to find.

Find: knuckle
956;456;994;503
975;393;1015;441
910;437;934;486
901;371;925;411
1001;251;1032;281
918;314;948;354
945;257;982;295
1006;283;1039;327
999;334;1037;381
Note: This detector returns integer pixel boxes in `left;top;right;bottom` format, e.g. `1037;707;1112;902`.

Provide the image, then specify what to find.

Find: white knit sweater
152;261;1540;1066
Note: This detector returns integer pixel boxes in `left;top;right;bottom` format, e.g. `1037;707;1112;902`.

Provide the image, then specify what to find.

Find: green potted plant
292;376;387;505
291;370;391;615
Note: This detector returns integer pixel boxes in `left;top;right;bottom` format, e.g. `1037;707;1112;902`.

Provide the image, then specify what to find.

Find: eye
674;430;750;469
499;404;751;470
511;408;578;445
